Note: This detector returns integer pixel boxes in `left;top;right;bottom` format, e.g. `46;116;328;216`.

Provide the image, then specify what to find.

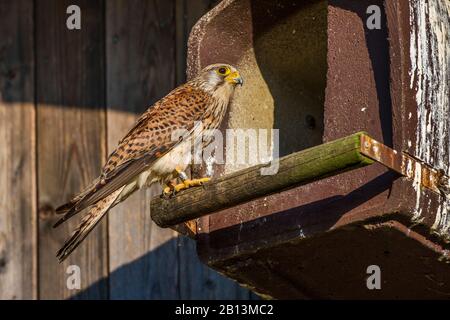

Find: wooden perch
151;132;375;228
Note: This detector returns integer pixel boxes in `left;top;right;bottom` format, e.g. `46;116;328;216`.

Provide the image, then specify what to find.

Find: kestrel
54;64;243;261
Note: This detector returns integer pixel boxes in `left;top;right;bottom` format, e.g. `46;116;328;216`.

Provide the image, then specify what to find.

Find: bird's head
193;63;243;95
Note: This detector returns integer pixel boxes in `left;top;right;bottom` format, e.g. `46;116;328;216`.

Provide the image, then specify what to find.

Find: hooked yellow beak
225;71;243;86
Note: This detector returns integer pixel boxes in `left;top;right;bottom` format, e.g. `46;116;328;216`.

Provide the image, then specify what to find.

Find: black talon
161;190;174;199
160;192;169;199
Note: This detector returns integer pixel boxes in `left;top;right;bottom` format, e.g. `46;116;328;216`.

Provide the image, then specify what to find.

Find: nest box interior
236;0;327;157
188;0;327;170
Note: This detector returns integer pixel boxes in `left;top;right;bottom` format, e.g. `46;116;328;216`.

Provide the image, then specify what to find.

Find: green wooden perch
151;132;377;228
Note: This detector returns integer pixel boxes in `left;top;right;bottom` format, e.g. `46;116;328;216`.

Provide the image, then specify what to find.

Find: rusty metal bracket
360;134;447;195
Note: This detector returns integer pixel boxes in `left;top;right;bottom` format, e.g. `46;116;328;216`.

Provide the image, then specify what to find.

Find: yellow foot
161;186;173;199
174;177;211;193
161;182;176;199
161;177;210;198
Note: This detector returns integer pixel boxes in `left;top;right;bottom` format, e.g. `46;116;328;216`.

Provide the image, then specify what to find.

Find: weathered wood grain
0;0;37;300
106;0;179;299
36;0;108;299
152;132;374;227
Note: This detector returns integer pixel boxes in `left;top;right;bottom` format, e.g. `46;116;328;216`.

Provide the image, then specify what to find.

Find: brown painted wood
0;0;37;300
184;0;450;299
186;0;402;298
36;0;108;299
106;0;180;299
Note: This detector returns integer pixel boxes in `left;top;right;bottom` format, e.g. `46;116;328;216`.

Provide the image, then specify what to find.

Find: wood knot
39;203;55;220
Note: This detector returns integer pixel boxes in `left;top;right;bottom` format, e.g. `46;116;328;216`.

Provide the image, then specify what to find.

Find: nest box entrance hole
229;0;327;164
188;0;328;174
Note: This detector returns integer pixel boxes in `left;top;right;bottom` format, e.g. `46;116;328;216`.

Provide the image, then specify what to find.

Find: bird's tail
56;186;124;262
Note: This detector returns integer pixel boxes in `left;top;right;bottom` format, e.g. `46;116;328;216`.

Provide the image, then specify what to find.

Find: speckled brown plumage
54;63;243;261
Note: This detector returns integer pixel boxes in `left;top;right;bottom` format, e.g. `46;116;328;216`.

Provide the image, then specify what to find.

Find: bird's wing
54;84;211;226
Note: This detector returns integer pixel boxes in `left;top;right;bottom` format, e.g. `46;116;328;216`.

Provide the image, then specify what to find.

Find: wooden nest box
151;0;450;299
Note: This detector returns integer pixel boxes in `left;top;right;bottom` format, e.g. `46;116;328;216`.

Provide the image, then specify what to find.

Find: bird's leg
172;168;210;194
161;181;176;199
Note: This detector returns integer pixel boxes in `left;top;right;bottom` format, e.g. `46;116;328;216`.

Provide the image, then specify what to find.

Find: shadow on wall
251;0;393;155
251;0;327;158
70;236;258;300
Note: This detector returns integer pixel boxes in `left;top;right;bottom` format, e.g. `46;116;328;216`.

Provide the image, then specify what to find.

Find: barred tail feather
55;201;77;215
54;177;101;216
56;187;124;262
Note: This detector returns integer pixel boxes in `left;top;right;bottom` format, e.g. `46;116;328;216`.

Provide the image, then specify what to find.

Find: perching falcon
54;64;243;262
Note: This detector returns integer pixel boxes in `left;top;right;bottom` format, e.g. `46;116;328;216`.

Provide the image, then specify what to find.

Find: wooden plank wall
106;0;178;299
0;0;37;300
36;0;108;299
0;0;254;299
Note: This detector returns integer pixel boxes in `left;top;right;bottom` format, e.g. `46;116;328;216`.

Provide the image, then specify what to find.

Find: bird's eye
217;67;229;75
